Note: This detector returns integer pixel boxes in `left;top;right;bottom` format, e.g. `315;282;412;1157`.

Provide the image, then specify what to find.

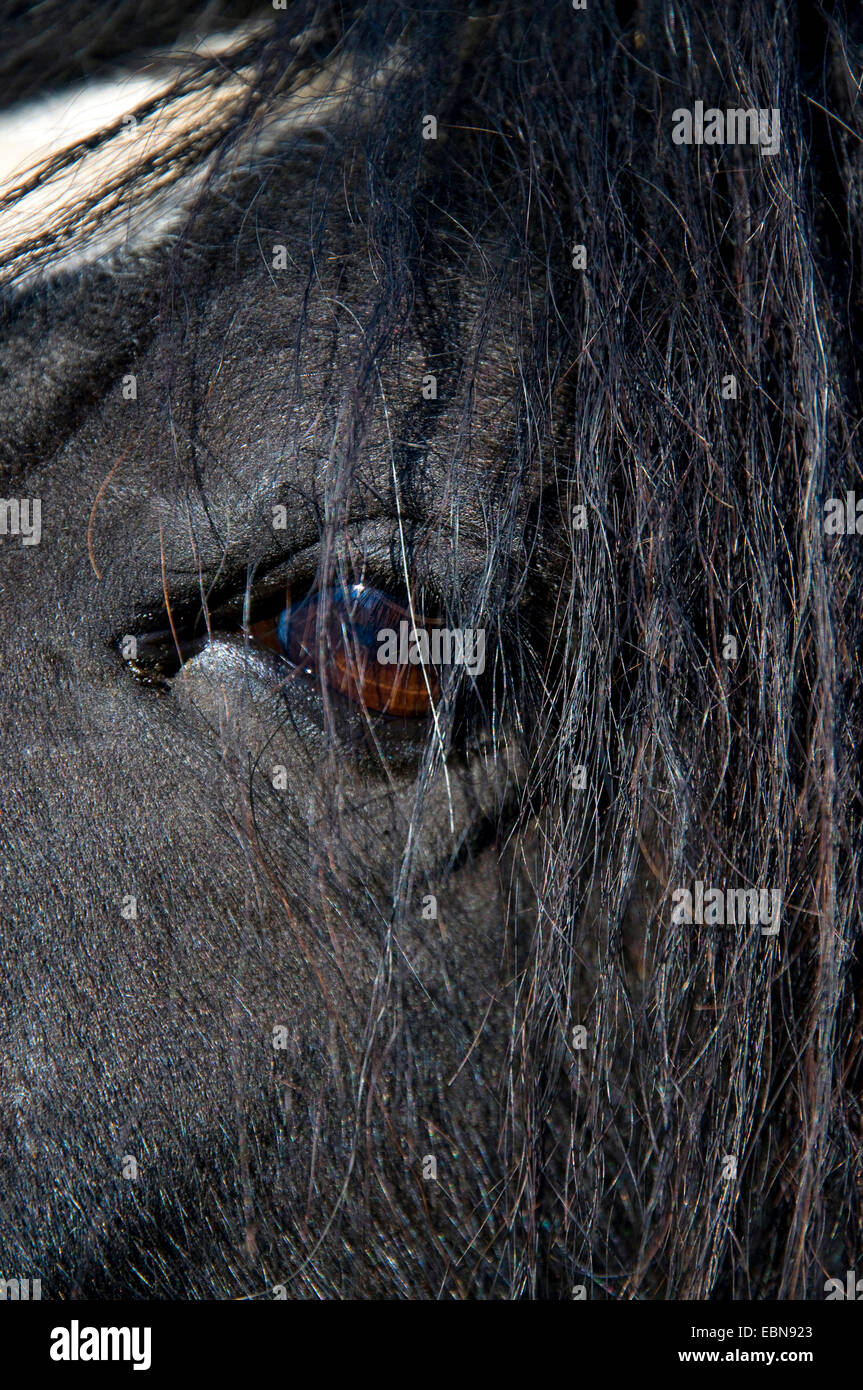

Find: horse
0;0;860;1299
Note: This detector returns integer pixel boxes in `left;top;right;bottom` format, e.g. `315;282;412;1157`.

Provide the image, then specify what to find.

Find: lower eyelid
172;634;435;774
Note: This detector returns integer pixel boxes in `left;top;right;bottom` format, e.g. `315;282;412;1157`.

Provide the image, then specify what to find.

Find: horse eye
246;583;441;717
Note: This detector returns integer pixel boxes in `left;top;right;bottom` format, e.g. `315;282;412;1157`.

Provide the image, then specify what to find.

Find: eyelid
121;517;444;647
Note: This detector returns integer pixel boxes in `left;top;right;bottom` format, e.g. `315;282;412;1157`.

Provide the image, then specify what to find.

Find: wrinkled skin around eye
0;147;541;1298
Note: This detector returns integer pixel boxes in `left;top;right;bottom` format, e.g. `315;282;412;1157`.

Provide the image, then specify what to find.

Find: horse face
0;94;539;1297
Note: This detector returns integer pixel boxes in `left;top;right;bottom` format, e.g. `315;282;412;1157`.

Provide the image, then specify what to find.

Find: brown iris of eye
246;583;441;717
